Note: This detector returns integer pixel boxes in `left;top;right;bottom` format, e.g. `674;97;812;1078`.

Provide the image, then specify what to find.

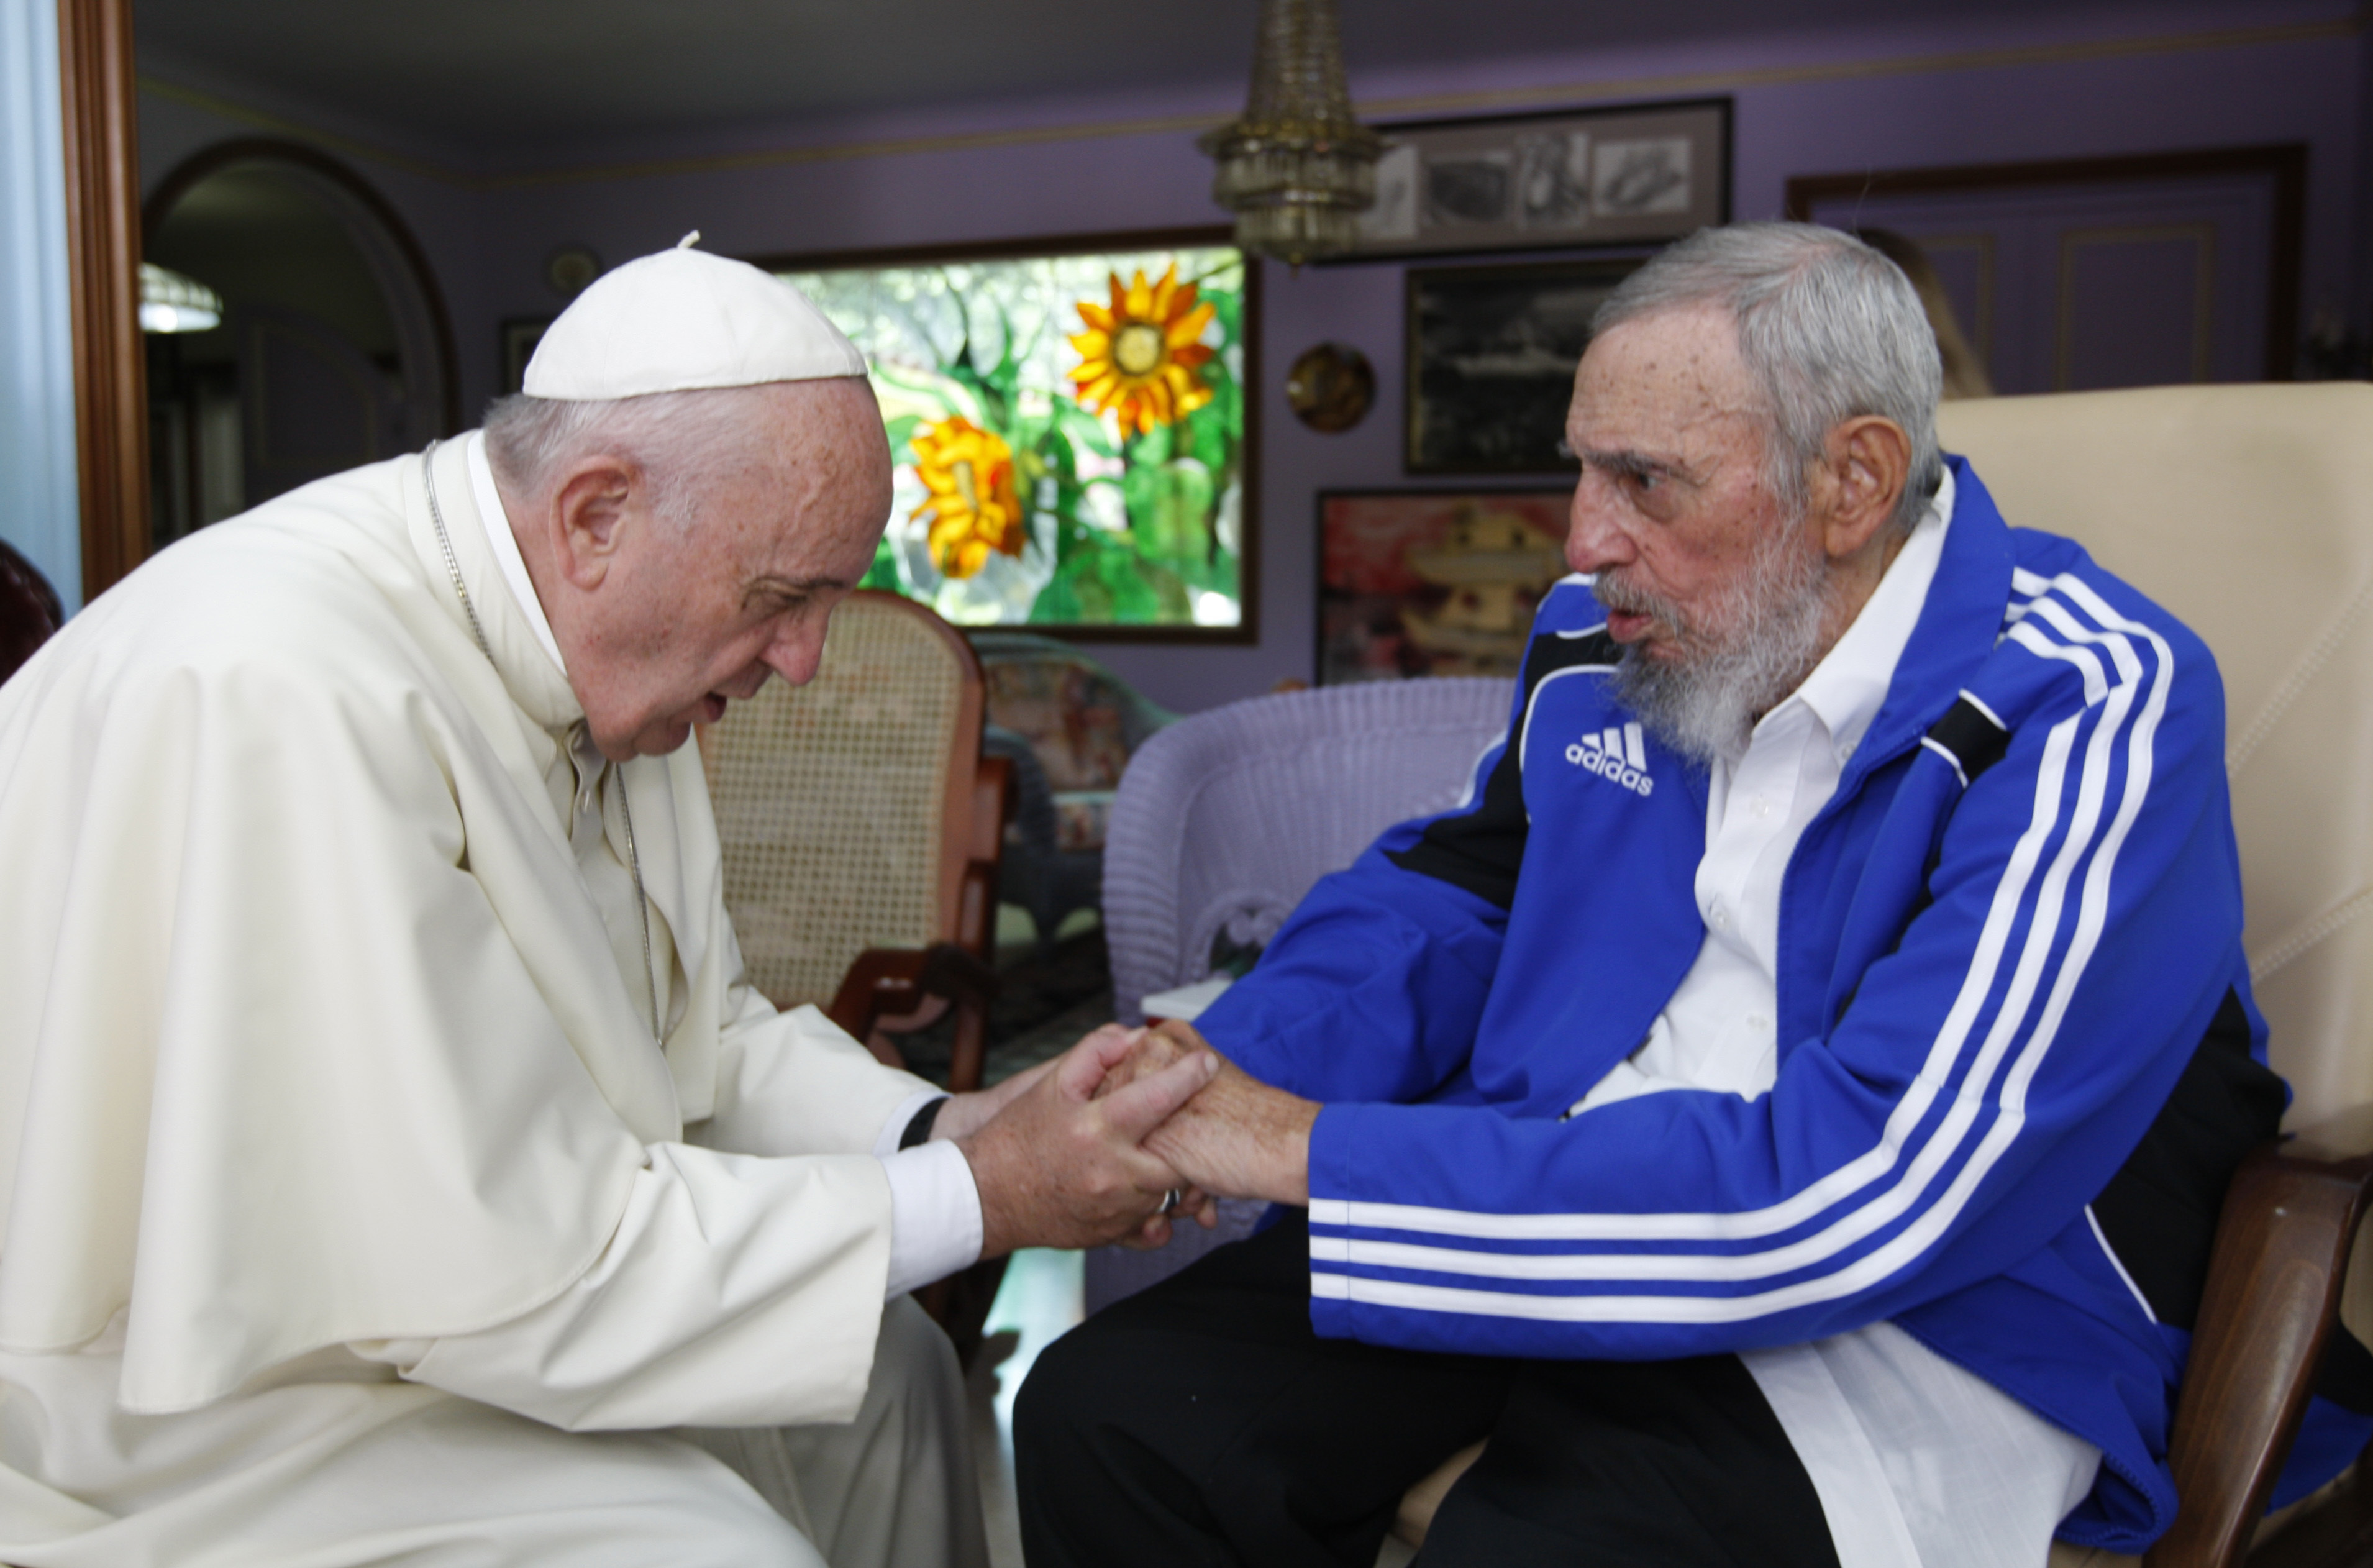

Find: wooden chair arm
825;943;1001;1054
955;754;1013;960
2148;1106;2373;1568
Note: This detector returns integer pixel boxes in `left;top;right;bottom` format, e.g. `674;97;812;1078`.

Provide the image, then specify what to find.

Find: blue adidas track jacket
1198;458;2364;1551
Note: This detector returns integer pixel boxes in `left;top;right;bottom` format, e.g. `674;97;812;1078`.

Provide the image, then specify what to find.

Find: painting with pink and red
1317;489;1573;686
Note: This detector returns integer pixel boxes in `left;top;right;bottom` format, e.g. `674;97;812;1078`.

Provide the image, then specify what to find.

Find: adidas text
1567;722;1654;796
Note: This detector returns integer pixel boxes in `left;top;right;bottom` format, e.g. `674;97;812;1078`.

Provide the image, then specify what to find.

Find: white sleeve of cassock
349;1139;978;1432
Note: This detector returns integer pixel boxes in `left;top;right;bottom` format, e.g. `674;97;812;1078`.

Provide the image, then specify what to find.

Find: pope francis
0;241;1216;1566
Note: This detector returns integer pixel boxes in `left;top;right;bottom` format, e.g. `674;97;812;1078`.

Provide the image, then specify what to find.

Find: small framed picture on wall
1350;97;1730;262
1318;488;1574;686
1406;256;1644;475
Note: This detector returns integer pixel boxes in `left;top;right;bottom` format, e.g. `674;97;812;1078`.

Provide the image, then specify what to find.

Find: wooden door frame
1784;145;2308;383
57;0;146;601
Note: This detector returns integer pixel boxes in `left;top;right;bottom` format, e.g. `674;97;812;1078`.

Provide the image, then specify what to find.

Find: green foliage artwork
780;244;1247;631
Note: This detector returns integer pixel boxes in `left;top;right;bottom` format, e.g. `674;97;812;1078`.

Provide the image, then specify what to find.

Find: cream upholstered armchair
1393;385;2373;1567
1941;384;2373;1567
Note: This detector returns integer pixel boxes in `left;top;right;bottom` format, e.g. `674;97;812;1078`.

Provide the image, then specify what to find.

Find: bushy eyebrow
1572;446;1689;483
742;573;853;606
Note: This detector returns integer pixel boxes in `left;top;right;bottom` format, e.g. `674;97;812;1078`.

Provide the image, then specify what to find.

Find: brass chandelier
1198;0;1382;267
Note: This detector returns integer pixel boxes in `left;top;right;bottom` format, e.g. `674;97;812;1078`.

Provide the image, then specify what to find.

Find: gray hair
481;384;780;529
1593;222;1944;536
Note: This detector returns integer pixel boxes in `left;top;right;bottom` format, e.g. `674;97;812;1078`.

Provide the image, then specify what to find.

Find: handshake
929;1020;1320;1259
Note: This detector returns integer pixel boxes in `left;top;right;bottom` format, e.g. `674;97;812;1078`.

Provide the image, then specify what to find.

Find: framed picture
1318;488;1574;686
760;227;1256;642
1350;97;1730;262
1406;257;1644;475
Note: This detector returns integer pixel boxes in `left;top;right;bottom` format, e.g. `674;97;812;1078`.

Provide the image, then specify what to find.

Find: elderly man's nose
1565;475;1634;575
762;622;828;687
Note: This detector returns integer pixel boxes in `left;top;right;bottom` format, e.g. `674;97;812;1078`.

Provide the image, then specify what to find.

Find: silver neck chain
422;440;662;1044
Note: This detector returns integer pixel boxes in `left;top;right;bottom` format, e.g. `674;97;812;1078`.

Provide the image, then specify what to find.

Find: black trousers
1016;1213;1841;1568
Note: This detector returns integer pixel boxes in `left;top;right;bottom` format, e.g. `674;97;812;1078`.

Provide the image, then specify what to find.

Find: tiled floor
965;1249;1084;1568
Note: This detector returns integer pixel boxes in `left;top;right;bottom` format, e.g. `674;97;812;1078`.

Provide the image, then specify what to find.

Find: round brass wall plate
545;245;604;301
1286;342;1375;433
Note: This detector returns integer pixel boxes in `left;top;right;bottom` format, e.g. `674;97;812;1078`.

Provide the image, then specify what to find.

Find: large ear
1816;415;1913;561
546;455;639;589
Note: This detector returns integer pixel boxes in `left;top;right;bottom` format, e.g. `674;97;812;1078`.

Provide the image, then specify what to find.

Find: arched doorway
141;140;459;548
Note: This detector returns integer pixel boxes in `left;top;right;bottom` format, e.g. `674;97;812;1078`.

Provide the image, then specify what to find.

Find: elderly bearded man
1016;224;2366;1566
0;244;1217;1568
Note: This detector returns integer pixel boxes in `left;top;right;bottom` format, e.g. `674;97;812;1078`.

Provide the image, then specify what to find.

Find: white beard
1596;524;1833;767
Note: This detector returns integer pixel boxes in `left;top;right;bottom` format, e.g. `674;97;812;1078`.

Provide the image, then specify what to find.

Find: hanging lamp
1198;0;1382;267
139;263;222;334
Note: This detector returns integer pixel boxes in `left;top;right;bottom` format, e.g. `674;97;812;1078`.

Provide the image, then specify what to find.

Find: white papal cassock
0;436;984;1566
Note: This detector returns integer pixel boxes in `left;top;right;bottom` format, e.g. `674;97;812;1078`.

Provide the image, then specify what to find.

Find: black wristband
898;1095;951;1151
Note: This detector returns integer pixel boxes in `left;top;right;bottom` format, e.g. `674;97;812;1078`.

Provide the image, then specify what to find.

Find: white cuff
875;1087;946;1159
880;1139;983;1298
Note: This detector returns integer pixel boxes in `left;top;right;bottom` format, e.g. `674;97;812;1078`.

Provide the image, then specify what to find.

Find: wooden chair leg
2148;1108;2373;1568
949;1001;988;1095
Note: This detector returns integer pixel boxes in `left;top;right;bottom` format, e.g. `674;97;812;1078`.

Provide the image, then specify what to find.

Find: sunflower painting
1068;265;1216;439
780;244;1249;633
909;416;1026;578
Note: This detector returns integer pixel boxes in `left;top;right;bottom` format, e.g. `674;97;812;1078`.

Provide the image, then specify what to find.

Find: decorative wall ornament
1285;342;1373;432
544;245;603;300
1198;0;1382;267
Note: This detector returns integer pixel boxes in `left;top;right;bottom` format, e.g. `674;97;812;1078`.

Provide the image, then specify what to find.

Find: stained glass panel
780;243;1249;632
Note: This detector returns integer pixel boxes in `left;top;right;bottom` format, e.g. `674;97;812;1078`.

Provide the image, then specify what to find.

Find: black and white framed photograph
1351;98;1730;262
1406;256;1644;475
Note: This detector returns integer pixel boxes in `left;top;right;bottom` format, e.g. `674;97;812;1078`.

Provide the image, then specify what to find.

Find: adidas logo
1567;722;1654;796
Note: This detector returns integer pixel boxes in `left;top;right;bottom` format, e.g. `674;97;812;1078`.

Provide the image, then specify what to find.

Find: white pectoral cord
422;443;661;1042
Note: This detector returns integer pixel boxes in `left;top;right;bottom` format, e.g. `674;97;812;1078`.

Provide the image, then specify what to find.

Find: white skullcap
522;233;865;400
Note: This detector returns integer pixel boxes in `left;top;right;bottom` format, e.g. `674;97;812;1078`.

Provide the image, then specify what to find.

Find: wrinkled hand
930;1052;1059;1145
1108;1021;1317;1208
1080;1024;1219;1247
957;1023;1218;1257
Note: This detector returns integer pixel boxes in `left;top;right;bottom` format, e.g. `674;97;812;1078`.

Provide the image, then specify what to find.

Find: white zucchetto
522;234;866;401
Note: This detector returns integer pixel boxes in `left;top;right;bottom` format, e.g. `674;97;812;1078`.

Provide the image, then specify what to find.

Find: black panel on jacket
1385;629;1621;912
2087;995;2373;1413
1923;695;2011;786
2089;989;2285;1331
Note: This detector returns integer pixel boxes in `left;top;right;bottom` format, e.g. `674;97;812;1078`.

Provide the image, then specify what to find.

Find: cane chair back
699;590;991;1017
1101;677;1516;1027
1090;677;1515;1318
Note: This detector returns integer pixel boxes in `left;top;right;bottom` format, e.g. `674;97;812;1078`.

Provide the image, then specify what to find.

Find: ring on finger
1160;1188;1183;1216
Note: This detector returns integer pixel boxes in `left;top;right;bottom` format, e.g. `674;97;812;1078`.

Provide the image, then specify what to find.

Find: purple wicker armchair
1088;677;1514;1312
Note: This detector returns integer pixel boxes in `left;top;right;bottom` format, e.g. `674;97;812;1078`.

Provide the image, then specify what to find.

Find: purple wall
139;0;2367;711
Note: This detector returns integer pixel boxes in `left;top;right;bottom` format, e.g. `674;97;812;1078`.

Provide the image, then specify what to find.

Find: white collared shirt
1575;468;1954;1114
463;432;980;1300
1576;470;2102;1568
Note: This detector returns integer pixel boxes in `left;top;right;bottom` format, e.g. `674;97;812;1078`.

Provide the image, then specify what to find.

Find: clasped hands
937;1019;1318;1260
